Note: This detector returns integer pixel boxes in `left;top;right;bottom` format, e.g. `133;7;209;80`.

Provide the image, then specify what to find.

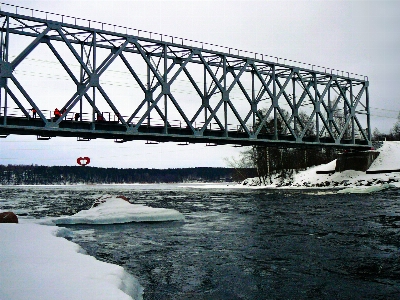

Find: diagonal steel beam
276;106;297;137
254;104;274;136
198;52;224;93
227;61;249;93
199;97;225;134
337;114;352;141
97;40;129;76
132;51;194;130
5;86;30;118
11;26;50;69
119;53;146;92
227;99;251;136
183;64;224;129
167;93;196;133
47;42;103;117
252;64;274;101
56;27;92;76
275;77;294;111
97;84;128;127
335;79;352;111
275;69;294;101
133;41;165;86
46;41;79;85
299;110;316;139
133;93;164;130
10;75;48;123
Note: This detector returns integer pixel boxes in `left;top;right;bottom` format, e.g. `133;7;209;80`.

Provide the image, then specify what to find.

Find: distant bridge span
0;4;372;149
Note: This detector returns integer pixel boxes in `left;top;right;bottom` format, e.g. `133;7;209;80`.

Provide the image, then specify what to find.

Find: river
0;184;399;299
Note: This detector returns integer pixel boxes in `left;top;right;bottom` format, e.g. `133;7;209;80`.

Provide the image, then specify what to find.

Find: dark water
1;184;399;299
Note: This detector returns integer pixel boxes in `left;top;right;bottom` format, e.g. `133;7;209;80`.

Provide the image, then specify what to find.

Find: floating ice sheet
54;195;184;225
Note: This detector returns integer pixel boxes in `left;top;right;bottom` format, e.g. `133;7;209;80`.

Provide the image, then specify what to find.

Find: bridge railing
0;106;234;130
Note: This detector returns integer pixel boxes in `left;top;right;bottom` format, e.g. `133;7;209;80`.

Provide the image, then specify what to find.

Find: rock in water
0;212;18;223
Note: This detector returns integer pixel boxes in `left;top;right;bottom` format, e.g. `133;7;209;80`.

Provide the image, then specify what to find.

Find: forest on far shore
0;165;256;185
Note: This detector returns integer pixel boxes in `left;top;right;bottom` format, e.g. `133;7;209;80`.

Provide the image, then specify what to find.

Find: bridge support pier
335;150;379;172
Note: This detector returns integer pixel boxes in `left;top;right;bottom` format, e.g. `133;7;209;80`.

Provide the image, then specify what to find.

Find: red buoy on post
77;157;90;166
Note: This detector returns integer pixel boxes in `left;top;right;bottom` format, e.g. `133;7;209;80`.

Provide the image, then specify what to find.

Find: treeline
0;165;256;185
228;146;339;185
373;112;400;141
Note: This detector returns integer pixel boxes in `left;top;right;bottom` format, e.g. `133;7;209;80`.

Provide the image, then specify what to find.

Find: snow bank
0;223;143;300
368;141;400;171
55;195;184;225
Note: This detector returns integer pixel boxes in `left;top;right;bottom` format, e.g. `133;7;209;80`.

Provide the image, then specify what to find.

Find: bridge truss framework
0;6;372;149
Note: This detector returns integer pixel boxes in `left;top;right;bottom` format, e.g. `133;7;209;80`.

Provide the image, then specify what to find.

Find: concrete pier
335;151;379;172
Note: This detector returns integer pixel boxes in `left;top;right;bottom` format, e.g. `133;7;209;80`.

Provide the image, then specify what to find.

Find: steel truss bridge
0;4;372;149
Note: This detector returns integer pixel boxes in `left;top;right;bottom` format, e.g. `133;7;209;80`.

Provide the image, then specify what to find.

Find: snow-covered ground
241;141;400;192
0;221;143;300
0;195;186;300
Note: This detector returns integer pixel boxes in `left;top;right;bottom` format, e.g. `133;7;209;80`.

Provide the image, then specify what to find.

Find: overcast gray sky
0;0;399;168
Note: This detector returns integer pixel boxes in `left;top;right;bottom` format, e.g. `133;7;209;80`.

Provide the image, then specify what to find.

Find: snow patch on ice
54;195;184;225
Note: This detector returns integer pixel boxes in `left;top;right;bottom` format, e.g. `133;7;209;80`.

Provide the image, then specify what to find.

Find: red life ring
77;157;90;166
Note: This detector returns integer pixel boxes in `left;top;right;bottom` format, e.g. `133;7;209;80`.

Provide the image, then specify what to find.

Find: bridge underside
0;5;372;150
0;116;370;149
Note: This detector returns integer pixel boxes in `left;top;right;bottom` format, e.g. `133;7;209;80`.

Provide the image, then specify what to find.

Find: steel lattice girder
0;10;371;149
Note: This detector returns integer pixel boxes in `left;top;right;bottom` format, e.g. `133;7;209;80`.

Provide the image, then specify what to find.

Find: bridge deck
0;116;370;149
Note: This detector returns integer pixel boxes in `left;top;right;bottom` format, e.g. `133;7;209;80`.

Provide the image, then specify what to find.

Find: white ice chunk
55;195;184;225
337;183;393;194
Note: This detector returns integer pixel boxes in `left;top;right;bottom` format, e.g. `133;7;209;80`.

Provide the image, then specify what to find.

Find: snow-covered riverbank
0;221;143;300
0;196;186;300
242;141;400;190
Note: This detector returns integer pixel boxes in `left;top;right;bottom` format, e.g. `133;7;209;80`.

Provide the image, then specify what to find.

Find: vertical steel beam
223;55;228;137
204;63;207;125
292;75;297;136
2;90;6;125
344;86;348;139
1;15;10;122
252;70;255;132
328;83;332;133
79;43;84;122
272;64;277;139
163;43;168;134
147;54;151;127
92;31;96;128
314;73;319;141
350;79;355;144
366;82;371;143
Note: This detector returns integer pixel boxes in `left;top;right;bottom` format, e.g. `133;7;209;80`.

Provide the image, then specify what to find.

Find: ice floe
54;195;184;225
